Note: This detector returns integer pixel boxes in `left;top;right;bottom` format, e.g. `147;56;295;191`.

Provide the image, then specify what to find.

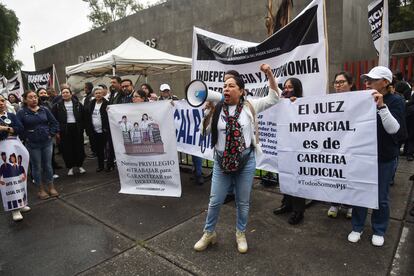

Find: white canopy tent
65;36;192;77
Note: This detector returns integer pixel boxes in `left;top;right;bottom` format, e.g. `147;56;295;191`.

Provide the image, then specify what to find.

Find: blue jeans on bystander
351;158;397;236
26;139;54;186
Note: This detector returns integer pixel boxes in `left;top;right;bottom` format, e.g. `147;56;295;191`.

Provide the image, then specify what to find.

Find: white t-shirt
216;105;252;152
64;101;76;123
92;102;103;133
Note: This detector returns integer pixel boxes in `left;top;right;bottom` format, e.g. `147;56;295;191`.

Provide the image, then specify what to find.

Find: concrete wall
35;0;376;96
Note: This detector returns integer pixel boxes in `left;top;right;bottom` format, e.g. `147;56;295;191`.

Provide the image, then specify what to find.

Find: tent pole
112;65;116;75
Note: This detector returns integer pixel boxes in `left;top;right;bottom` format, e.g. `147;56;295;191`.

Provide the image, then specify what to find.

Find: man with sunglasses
347;66;405;247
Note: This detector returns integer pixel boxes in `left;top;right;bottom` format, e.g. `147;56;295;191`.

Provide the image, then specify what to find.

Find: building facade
34;0;376;96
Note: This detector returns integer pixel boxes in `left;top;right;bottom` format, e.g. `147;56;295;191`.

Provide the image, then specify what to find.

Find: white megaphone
185;80;224;107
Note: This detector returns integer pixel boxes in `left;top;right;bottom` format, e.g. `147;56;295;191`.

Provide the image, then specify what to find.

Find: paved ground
0;155;413;276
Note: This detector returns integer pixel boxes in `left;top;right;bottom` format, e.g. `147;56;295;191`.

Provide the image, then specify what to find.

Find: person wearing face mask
272;78;307;225
36;88;53;111
52;87;86;176
193;64;280;254
347;66;405;247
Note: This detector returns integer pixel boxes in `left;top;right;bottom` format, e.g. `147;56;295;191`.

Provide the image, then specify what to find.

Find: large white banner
368;0;389;67
275;91;378;209
192;0;327;97
0;137;30;211
108;101;181;197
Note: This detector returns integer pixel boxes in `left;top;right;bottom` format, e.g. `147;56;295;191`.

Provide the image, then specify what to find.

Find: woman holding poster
348;66;405;247
326;71;355;219
0;94;31;221
194;64;280;254
272;77;307;225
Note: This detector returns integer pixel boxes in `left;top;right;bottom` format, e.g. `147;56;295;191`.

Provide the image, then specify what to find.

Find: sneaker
194;231;217;251
20;206;31;213
371;235;384;247
79;167;86;174
12;210;23;221
327;206;338;218
236;230;248;253
346;208;352;219
348;231;362;243
53;174;59;179
67;168;74;176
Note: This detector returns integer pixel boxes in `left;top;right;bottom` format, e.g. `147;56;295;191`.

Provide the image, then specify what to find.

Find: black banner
21;66;54;91
196;5;318;65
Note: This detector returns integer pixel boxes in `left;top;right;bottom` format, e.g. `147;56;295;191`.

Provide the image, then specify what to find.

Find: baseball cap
361;66;393;82
160;84;171;91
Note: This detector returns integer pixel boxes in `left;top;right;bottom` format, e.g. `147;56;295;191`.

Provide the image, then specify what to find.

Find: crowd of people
1;64;414;253
0;77;179;221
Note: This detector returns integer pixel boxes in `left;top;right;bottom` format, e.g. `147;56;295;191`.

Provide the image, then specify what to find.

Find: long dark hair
284;78;303;98
22;90;38;107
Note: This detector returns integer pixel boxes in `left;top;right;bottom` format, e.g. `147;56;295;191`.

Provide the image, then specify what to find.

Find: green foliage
389;0;414;33
0;4;22;78
83;0;147;28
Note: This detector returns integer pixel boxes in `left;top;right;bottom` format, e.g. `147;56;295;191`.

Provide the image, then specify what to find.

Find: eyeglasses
364;78;382;83
333;80;348;86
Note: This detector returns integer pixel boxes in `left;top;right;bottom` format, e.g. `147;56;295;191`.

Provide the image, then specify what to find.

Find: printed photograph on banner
108;101;181;197
117;113;164;155
0;138;30;211
275;91;379;209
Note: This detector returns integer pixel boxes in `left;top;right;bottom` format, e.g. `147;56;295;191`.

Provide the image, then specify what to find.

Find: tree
389;0;414;33
83;0;158;29
0;4;22;79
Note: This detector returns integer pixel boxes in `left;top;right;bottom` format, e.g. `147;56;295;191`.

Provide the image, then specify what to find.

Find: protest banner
368;0;389;67
21;66;55;91
191;0;327;97
275;91;378;209
0;137;30;211
5;73;24;100
108;101;181;197
174;100;214;160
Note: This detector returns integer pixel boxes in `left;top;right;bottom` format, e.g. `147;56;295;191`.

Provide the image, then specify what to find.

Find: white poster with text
275;91;378;209
108;101;181;197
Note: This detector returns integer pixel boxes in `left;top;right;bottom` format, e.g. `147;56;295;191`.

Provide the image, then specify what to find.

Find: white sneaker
67;168;74;176
20;206;31;213
372;235;384;247
236;230;248;253
53;174;59;179
348;231;362;243
327;206;338;218
12;210;23;221
79;167;86;174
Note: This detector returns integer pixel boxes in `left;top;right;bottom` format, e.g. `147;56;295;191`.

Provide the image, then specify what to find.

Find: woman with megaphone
193;64;281;254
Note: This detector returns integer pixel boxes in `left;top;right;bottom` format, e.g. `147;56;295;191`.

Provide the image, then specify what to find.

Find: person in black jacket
87;87;109;172
52;87;86;176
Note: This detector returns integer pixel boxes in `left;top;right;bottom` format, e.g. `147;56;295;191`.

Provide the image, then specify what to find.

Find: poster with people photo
0;137;30;211
108;101;181;197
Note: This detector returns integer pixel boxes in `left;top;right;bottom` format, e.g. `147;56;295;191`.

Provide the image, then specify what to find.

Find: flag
368;0;389;67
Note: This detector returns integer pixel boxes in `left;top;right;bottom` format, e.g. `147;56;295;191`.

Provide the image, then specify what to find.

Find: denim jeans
192;155;202;176
26;139;54;186
204;149;256;233
351;158;397;236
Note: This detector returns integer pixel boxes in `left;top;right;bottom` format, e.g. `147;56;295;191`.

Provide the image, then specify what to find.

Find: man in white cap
159;83;179;101
348;66;406;247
